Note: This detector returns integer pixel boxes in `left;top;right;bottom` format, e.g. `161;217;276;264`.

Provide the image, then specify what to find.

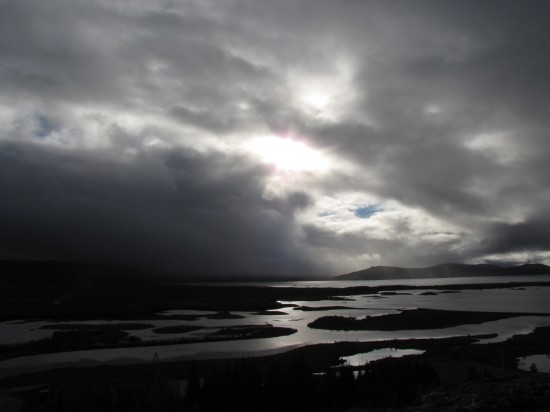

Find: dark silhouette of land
337;263;550;280
6;259;550;284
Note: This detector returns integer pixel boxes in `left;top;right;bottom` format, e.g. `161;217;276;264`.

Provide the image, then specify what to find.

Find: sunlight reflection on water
2;282;550;377
339;349;425;366
517;354;550;372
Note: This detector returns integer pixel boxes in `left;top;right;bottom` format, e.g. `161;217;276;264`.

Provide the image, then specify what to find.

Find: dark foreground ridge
406;373;550;412
337;263;550;280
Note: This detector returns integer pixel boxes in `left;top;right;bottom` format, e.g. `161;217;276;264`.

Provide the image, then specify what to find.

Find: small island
308;308;550;331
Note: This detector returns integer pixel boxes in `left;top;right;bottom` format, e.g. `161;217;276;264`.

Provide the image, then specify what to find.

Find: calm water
1;276;550;377
517;354;550;372
340;349;425;366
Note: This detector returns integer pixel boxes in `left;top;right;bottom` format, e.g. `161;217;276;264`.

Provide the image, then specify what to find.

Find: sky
1;0;550;277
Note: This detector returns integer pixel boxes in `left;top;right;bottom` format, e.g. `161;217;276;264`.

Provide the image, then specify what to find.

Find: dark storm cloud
2;0;550;275
484;215;550;256
0;141;314;275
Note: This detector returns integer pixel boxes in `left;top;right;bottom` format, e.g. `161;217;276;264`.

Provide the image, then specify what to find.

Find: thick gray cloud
1;0;550;276
0;141;314;275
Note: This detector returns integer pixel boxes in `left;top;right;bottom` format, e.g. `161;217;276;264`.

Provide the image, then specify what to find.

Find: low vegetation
40;323;154;330
153;325;204;334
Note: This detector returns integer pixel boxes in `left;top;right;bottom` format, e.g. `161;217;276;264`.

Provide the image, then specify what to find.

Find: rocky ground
407;373;550;412
346;373;550;412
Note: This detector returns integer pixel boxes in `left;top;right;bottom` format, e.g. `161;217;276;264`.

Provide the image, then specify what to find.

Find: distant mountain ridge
336;263;550;281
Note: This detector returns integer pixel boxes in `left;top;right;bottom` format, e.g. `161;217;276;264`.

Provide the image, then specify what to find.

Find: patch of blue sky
34;114;55;139
353;204;383;219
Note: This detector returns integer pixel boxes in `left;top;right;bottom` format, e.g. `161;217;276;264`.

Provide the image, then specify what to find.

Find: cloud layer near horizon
2;0;550;276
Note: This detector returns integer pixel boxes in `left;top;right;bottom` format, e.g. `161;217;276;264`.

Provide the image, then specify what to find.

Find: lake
2;275;550;377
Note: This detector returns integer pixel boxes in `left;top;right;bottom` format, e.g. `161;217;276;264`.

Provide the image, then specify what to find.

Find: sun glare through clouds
246;136;330;173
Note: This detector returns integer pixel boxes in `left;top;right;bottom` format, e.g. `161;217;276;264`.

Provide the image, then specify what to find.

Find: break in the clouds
1;0;550;276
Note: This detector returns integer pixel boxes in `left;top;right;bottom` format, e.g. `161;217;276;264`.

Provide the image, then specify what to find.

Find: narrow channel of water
339;349;425;366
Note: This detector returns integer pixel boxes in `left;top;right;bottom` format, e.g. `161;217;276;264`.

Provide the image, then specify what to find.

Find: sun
301;90;331;112
245;136;329;173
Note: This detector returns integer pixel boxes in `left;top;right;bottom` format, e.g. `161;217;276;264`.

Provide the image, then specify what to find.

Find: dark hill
336;263;550;281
